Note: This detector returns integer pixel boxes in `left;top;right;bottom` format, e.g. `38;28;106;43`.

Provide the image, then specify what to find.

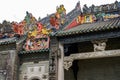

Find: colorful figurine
12;22;24;35
50;15;59;29
25;11;31;25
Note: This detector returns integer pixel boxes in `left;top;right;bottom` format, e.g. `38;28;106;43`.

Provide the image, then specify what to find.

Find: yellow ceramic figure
81;15;85;24
57;7;62;14
57;5;66;14
31;16;36;23
76;16;81;23
90;15;93;22
85;15;93;23
42;27;49;35
60;5;66;13
28;27;37;38
31;28;37;37
28;32;32;38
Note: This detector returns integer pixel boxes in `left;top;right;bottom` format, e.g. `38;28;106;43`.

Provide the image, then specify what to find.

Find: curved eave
0;40;16;45
0;37;17;45
56;25;120;37
0;35;27;45
19;48;49;54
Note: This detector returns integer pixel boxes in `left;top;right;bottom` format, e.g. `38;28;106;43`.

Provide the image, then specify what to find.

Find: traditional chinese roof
54;17;120;36
0;1;120;53
50;1;120;37
19;48;49;54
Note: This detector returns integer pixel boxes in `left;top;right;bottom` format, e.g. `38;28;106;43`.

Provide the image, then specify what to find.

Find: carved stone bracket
0;70;7;75
64;57;74;70
63;49;120;71
91;39;108;52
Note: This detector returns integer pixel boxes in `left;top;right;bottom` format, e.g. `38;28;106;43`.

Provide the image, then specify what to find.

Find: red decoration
50;16;59;29
65;16;82;30
12;22;24;35
36;22;43;32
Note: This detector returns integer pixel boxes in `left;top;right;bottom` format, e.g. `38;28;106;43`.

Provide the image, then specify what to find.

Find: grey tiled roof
0;35;27;45
19;48;49;54
54;17;120;36
0;37;16;45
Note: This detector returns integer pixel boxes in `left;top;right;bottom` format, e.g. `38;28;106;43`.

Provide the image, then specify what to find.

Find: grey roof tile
55;17;120;36
19;48;49;54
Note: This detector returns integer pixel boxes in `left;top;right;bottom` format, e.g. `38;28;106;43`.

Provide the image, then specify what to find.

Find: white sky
0;0;119;23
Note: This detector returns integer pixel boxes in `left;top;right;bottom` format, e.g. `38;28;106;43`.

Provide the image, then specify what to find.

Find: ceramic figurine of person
36;22;43;32
92;15;97;22
30;13;37;24
25;38;32;51
25;11;31;25
37;40;41;46
80;14;85;24
46;37;50;48
50;15;56;26
60;5;66;25
41;26;50;35
50;15;59;29
76;16;80;23
85;15;90;23
96;13;105;21
18;22;24;35
32;40;38;50
12;21;24;35
40;39;44;49
55;12;60;19
57;6;62;14
12;22;18;33
60;4;66;15
31;28;37;37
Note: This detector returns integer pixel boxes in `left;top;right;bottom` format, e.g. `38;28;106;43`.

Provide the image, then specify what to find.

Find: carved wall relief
0;70;7;80
0;52;11;80
91;39;107;52
64;57;73;70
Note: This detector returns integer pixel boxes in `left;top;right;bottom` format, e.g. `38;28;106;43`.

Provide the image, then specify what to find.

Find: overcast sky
0;0;119;23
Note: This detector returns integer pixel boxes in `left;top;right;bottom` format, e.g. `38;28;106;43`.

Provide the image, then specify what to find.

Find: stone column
49;37;59;80
58;42;64;80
